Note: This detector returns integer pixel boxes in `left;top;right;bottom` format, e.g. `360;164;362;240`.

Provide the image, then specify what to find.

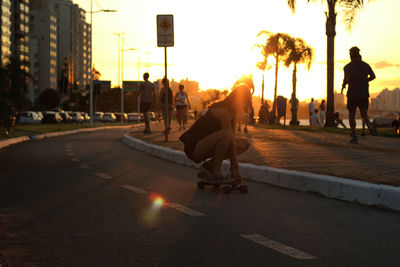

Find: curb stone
0;124;141;150
122;133;400;212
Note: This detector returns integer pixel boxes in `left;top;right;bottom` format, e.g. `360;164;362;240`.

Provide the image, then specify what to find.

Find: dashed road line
95;172;112;179
241;234;315;260
166;203;205;217
79;164;91;170
71;157;80;162
120;184;148;194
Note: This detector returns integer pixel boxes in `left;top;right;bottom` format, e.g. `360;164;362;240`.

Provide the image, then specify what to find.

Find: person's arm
368;65;376;82
341;67;349;94
185;93;191;110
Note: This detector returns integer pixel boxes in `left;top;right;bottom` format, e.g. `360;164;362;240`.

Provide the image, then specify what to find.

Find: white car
93;112;104;121
18;111;41;124
102;112;116;122
128;113;141;122
71;112;84;123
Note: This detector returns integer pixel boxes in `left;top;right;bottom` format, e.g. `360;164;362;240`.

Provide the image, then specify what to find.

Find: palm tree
257;31;292;120
285;37;314;125
255;61;271;105
287;0;367;126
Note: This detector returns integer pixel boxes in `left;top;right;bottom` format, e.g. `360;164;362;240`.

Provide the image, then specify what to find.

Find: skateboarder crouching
179;82;253;183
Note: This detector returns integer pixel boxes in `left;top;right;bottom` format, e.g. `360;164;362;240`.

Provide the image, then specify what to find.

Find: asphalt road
0;128;399;266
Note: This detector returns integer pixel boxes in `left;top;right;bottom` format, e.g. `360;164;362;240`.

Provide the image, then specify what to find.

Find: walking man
341;46;376;143
139;72;155;134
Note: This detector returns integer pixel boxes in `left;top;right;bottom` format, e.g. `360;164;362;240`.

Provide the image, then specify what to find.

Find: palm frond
339;0;365;31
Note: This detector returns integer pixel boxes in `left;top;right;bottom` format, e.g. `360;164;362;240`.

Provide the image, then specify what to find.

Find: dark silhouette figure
139;72;155;134
334;112;347;129
341;47;376;143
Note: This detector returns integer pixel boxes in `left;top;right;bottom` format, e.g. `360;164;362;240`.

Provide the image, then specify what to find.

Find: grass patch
0;123;131;140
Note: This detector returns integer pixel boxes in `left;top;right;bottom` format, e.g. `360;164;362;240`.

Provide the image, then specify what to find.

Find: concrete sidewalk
125;120;400;211
129;120;400;187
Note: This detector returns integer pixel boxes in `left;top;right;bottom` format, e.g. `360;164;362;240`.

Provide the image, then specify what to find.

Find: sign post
157;14;174;142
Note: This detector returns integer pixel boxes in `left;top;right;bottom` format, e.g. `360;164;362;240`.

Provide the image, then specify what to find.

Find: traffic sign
123;81;142;92
157;15;174;47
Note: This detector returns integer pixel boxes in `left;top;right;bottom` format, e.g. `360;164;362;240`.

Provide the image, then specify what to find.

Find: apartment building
29;0;57;103
11;0;30;72
0;0;12;66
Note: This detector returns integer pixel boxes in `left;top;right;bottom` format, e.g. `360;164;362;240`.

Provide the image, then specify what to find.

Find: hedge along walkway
129;120;400;187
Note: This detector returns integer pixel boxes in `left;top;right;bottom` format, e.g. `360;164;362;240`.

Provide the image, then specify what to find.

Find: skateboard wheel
197;181;205;189
239;184;248;193
222;185;231;194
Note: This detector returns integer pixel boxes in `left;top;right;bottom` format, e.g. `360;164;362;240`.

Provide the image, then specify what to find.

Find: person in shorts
341;46;376;143
175;84;191;130
139;73;155;134
159;78;173;134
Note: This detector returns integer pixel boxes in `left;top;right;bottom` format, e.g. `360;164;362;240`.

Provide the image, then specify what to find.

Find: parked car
60;111;73;123
42;111;62;123
35;111;44;122
115;113;128;122
102;112;116;122
128;113;141;122
93;112;104;121
82;112;90;122
18;111;41;124
71;112;84;123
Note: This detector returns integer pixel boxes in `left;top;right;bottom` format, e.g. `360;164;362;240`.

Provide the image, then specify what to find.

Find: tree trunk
261;73;264;105
325;2;336;127
290;64;298;125
272;56;279;120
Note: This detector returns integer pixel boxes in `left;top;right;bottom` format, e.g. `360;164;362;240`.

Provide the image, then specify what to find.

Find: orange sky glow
79;0;400;101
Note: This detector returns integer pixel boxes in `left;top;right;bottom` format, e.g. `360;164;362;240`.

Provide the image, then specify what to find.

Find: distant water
283;119;365;129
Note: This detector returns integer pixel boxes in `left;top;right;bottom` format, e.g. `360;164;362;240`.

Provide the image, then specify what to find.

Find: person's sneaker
349;135;358;144
365;121;377;136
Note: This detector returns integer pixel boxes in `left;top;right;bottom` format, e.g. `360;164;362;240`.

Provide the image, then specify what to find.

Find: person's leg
361;120;366;136
360;108;376;135
144;111;150;132
192;130;232;177
243;112;249;132
177;108;182;130
349;108;356;136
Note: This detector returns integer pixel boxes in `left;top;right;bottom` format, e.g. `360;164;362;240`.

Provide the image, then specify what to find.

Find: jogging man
341;46;376;143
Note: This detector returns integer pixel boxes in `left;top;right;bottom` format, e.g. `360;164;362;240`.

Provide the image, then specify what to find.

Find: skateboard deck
196;171;248;194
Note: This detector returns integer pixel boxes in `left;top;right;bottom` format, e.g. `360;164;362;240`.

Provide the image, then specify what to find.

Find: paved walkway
129;120;400;187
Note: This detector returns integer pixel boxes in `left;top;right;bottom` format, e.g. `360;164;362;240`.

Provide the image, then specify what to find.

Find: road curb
122;133;400;212
0;124;139;149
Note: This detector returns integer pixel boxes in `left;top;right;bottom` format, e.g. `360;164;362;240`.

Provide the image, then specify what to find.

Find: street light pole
89;0;93;127
89;4;117;128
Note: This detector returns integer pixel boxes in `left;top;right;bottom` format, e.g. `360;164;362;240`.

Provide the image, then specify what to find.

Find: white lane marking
241;234;315;260
166;203;205;217
120;184;148;194
71;157;80;162
79;164;91;170
95;172;112;179
67;152;75;156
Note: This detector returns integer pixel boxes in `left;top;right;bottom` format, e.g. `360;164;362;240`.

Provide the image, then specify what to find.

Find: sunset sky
79;0;400;101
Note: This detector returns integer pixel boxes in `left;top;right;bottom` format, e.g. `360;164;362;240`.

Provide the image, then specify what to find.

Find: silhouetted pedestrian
139;72;155;134
341;46;376;143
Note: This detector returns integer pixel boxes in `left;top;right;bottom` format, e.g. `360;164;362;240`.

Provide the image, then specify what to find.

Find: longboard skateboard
197;172;248;194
